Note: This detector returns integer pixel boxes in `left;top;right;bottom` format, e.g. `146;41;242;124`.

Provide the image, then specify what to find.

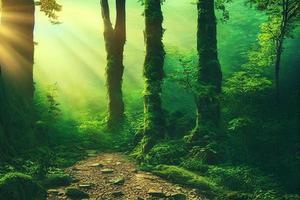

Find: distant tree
187;0;222;143
140;0;166;153
248;0;300;99
100;0;126;128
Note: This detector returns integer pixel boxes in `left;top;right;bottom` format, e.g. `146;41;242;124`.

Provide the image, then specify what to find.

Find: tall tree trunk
0;0;35;101
190;0;222;142
275;38;283;101
0;71;14;160
274;0;289;101
141;0;166;153
100;0;126;128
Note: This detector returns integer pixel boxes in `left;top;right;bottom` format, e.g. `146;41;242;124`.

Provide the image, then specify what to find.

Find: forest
0;0;299;199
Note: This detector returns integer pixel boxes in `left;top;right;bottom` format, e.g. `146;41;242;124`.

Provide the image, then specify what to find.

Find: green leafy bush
144;140;188;165
207;166;279;193
180;158;209;173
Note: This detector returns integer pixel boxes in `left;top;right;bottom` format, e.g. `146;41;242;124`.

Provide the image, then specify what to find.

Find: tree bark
100;0;126;128
0;0;35;101
274;0;289;101
191;0;222;142
141;0;166;153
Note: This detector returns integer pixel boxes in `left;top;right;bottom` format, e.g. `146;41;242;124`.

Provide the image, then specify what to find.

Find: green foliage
35;0;62;24
206;165;279;192
224;71;272;96
0;173;46;200
187;144;220;165
144;140;188;165
180;158;209;173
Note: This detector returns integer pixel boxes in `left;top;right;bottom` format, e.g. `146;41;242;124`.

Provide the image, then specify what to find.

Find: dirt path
47;152;206;200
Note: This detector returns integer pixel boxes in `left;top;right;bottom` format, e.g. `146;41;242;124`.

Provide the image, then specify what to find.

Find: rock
111;191;124;197
101;168;114;174
72;178;80;183
58;190;65;196
48;189;59;195
89;163;104;167
169;193;187;200
65;187;89;199
85;150;98;157
79;184;92;189
111;177;125;185
42;174;73;188
116;162;122;165
148;189;166;198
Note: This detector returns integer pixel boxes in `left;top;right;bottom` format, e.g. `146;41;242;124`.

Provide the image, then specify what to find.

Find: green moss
144;140;188;165
42;174;73;188
151;165;218;196
0;172;46;200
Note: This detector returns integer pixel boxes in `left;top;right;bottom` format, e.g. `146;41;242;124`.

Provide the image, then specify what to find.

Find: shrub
180;158;209;173
0;172;46;200
144;140;188;165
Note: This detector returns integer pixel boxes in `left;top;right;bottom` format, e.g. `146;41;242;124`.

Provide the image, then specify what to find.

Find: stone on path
148;189;166;198
89;163;104;167
111;191;124;197
110;177;125;185
116;161;122;165
48;189;59;195
79;183;93;189
101;168;114;174
169;193;187;200
65;187;89;199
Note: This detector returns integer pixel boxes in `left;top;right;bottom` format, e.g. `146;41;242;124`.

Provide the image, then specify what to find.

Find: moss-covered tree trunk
100;0;126;128
141;0;166;153
191;0;222;142
0;70;14;160
0;0;35;101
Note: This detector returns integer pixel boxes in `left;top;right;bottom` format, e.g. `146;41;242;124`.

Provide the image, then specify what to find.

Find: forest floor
46;152;205;200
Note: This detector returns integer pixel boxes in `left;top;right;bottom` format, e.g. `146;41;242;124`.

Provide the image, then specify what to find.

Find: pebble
101;168;114;174
148;189;166;198
89;163;104;167
48;189;59;194
79;184;93;189
111;191;124;197
111;177;125;185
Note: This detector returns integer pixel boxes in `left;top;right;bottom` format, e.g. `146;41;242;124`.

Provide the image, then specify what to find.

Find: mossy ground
0;172;46;200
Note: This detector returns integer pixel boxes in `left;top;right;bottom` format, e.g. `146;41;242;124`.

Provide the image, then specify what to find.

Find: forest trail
47;152;205;200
